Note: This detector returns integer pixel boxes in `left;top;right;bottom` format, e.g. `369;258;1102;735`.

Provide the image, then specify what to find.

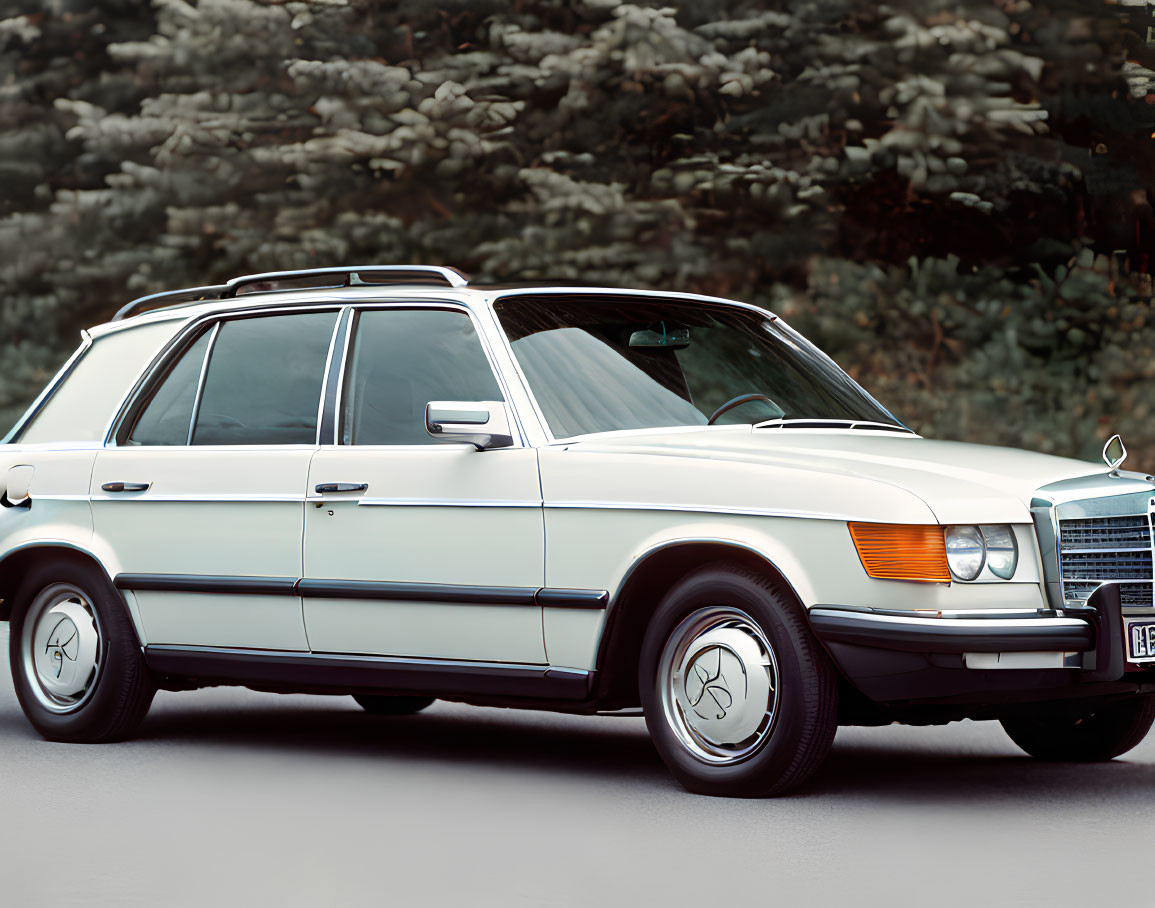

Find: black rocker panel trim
114;573;608;608
144;646;591;700
114;574;297;596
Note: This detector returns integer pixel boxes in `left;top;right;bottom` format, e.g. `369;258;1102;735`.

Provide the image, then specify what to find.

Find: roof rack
111;265;470;322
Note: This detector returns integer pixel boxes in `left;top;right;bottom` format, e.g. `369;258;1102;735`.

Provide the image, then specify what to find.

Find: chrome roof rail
111;265;470;322
111;285;229;322
225;265;470;295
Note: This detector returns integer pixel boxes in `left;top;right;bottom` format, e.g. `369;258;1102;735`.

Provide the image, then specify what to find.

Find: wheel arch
0;542;120;623
591;539;807;709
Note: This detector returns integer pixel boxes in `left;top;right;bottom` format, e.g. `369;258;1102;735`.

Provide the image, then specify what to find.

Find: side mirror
426;401;514;451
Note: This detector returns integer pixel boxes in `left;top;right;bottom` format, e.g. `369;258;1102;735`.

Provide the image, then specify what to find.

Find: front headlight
981;524;1018;579
849;522;1019;583
945;525;985;581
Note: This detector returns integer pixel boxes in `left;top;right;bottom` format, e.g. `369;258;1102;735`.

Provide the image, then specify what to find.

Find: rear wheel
9;559;155;742
1001;695;1155;761
352;695;435;716
639;564;838;797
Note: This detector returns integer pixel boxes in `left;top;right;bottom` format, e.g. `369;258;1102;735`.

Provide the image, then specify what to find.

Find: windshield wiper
753;418;915;434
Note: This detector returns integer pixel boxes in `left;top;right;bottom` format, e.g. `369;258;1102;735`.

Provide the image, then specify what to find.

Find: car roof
89;266;765;339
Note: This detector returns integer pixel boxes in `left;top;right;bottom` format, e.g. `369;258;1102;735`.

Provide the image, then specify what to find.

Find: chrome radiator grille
1058;514;1154;607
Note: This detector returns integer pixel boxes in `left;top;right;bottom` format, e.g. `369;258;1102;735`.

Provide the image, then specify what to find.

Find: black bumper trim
809;608;1094;654
1082;583;1125;681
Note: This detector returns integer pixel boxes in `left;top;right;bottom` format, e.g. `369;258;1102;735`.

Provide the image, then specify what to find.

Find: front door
92;309;341;651
301;306;546;664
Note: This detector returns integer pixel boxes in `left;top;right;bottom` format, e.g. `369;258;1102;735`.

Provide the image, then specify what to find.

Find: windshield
494;294;903;439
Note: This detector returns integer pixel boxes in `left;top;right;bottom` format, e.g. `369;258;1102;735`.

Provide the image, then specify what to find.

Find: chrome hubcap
659;607;779;764
21;584;102;713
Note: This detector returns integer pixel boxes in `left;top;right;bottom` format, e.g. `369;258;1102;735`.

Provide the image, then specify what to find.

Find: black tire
352;694;435;716
1001;695;1155;761
638;563;838;797
9;559;155;743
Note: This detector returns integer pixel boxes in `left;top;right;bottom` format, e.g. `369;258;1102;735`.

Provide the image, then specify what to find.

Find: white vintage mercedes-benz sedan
1;265;1153;796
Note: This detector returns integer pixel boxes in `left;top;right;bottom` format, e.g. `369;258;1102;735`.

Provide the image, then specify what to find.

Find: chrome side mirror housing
425;401;514;451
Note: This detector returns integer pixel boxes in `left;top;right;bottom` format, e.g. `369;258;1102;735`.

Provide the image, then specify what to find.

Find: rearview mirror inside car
628;326;691;349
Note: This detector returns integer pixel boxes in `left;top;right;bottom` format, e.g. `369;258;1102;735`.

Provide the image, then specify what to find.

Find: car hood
564;426;1124;524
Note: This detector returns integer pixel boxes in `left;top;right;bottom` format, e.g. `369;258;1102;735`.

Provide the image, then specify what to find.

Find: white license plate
1126;620;1155;663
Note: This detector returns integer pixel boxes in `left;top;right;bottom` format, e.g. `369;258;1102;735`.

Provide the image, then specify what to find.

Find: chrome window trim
334;301;529;449
88;493;306;503
105;301;349;448
469;297;550;446
4;332;94;444
354;497;541;508
330;308;357;445
485;289;908;445
490;285;775;311
544;499;850;521
184;322;220;446
314;307;351;446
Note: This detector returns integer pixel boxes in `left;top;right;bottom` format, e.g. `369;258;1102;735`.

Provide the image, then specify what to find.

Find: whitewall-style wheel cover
659;607;779;764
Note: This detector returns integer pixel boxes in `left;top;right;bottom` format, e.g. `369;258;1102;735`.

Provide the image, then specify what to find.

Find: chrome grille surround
1032;478;1155;611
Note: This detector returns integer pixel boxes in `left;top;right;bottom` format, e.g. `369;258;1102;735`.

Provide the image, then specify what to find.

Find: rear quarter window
17;320;181;445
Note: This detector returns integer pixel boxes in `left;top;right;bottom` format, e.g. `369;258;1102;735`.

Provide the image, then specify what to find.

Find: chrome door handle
314;482;368;494
101;481;151;493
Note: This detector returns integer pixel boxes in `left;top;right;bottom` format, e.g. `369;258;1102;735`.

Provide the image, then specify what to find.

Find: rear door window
191;311;338;446
126;330;213;446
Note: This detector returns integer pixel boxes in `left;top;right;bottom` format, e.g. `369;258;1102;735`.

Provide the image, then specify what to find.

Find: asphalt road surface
1;623;1152;908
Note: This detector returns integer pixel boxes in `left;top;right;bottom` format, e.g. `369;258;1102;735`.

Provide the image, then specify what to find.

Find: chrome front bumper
809;585;1132;703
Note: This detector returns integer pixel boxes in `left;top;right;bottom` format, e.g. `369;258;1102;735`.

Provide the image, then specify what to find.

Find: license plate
1126;620;1155;662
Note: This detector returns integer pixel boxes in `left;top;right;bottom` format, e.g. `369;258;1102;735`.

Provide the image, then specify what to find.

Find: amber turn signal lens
848;523;950;583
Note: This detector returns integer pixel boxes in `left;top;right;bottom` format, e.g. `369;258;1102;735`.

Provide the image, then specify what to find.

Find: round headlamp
945;525;985;581
981;525;1018;580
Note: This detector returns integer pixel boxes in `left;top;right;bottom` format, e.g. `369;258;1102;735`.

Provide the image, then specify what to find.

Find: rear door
301;305;546;664
91;309;341;651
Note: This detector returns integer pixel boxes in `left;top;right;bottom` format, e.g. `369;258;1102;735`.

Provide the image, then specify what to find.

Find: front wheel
1001;696;1155;761
9;560;155;743
639;564;838;797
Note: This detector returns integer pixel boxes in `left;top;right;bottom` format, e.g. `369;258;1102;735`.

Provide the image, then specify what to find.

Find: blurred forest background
1;0;1154;463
